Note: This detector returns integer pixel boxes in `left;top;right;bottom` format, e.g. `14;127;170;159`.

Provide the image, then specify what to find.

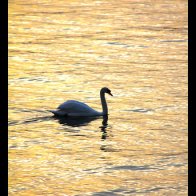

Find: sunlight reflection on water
9;0;187;195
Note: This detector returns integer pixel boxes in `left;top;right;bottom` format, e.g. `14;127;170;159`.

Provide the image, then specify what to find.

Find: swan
49;87;113;117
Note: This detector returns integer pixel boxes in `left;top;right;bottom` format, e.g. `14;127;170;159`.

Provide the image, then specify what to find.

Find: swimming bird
49;87;113;117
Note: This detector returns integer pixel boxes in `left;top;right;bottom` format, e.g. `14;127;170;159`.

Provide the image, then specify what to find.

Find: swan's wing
49;109;68;116
57;100;97;113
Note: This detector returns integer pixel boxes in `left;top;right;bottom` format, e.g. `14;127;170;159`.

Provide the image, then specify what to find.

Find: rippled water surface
9;0;188;195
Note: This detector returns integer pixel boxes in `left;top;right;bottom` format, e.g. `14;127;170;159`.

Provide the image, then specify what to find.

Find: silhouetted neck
100;90;108;115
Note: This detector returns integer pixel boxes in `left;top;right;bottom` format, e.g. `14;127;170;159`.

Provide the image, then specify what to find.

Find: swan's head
101;87;113;96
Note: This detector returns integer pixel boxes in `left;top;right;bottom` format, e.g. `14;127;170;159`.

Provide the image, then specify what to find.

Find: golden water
9;0;188;195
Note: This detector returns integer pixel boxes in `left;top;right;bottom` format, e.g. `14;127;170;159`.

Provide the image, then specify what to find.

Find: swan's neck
100;92;108;115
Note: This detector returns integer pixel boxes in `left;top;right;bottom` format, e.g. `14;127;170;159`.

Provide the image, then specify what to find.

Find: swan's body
55;100;101;116
49;87;113;117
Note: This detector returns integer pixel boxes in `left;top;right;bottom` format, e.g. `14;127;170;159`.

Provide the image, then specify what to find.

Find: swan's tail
48;109;67;116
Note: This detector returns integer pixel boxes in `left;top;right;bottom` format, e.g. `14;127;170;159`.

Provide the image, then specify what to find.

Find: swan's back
56;100;101;116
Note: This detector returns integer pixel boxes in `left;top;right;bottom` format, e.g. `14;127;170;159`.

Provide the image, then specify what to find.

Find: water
9;0;188;195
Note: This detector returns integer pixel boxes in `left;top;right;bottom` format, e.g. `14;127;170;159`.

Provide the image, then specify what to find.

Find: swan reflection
54;115;110;140
54;116;100;127
100;115;109;140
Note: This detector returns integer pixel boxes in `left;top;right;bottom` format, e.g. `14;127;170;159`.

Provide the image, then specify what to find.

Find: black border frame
0;0;8;195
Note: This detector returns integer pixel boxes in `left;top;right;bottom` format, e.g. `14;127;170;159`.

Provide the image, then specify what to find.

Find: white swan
49;87;113;117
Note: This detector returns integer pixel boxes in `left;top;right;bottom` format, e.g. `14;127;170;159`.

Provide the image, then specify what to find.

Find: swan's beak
108;92;113;96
